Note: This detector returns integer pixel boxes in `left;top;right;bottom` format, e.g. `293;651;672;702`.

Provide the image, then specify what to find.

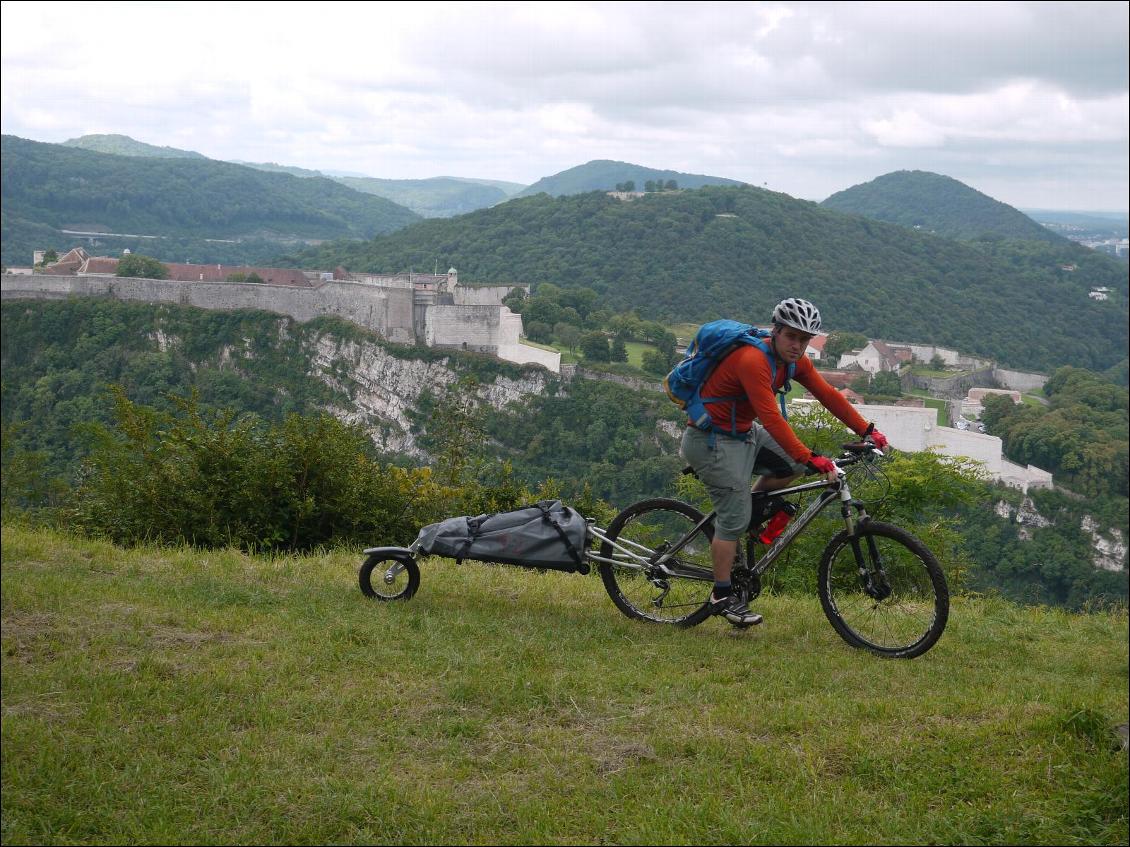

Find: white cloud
1;1;1126;209
862;111;947;148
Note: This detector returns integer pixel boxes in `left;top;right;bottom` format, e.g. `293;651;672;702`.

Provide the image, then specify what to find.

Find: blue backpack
664;319;795;437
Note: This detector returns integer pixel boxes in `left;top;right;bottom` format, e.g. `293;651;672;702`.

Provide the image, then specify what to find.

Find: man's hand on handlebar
806;454;839;484
863;423;889;452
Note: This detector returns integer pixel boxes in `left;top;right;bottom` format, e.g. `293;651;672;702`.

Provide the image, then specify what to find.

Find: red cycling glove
806;454;836;475
863;423;889;451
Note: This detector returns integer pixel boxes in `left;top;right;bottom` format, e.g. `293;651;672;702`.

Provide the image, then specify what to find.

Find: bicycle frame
585;457;873;580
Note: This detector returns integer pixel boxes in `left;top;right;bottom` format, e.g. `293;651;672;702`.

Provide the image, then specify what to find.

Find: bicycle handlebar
835;439;885;467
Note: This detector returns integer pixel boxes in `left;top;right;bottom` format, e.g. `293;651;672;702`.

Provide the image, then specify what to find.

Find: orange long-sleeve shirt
696;344;870;463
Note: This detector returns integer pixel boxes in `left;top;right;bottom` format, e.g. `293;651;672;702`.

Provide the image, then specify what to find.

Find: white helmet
771;298;822;334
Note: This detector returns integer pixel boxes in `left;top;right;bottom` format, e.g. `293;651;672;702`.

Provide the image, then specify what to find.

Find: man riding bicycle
679;297;890;626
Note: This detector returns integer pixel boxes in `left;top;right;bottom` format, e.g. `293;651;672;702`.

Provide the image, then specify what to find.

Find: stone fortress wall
1;271;561;372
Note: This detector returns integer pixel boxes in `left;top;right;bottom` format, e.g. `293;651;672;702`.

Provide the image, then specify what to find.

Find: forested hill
0;135;421;263
821;170;1063;244
514;159;744;198
288;185;1128;373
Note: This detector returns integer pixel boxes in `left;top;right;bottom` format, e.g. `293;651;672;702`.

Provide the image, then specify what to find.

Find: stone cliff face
995;498;1127;572
305;334;553;459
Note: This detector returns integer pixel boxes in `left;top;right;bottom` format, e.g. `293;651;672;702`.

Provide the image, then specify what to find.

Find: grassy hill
514;159;745;198
0;135;421;266
2;522;1125;844
62;133;208;160
287;185;1128;373
822;170;1064;244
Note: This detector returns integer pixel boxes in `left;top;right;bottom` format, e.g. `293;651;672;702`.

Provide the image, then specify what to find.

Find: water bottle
758;501;798;544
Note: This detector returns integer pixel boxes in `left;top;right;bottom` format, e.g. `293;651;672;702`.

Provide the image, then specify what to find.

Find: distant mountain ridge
332;176;512;218
514;159;745;198
0;134;421;266
821;170;1063;244
56;135;527;218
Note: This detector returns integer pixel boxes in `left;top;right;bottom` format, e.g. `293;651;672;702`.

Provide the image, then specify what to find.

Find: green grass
623;340;653;369
905;389;951;426
3;523;1127;845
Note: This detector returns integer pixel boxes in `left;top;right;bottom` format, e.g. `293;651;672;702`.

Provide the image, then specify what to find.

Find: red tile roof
80;257;120;274
162;263;314;286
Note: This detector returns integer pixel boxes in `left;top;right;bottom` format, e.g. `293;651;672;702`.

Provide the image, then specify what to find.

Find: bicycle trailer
359;500;591;602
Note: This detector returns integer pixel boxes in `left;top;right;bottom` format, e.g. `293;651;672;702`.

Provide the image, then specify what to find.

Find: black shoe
709;593;764;626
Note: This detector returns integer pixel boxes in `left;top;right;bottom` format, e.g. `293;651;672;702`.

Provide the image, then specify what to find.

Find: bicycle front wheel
818;521;948;658
598;498;715;626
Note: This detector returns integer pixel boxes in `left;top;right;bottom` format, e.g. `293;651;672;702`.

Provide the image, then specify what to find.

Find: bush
641;350;670;375
580;332;610;362
116;254;169;280
71;387;448;551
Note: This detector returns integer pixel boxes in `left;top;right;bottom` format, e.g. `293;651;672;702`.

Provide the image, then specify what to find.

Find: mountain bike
585;440;949;658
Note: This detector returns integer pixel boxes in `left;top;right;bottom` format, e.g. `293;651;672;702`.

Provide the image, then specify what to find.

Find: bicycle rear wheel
818;521;948;658
598;498;715;626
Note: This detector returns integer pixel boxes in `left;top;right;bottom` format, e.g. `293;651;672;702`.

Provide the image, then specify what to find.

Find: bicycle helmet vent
771;297;822;334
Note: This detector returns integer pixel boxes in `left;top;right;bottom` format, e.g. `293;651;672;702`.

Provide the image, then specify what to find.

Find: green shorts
679;425;808;542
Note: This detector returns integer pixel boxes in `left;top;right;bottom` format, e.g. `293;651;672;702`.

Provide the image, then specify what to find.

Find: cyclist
680;297;890;626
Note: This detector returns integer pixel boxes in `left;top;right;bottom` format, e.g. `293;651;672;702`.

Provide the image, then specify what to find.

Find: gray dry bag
413;500;589;574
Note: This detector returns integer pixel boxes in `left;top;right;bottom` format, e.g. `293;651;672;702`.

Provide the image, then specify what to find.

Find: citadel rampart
1;274;560;371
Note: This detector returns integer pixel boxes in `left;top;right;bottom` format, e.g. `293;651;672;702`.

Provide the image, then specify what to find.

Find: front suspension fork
843;500;891;600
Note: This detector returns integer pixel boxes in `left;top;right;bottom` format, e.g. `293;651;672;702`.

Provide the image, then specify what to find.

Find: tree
824;330;868;361
611;336;628;362
246;272;265;284
116;254;168;280
41;249;58;265
580;332;610;362
644;180;657;192
554;323;582;352
641;350;670;375
665;179;677;190
502;287;526;311
871;370;902;396
930;354;947;370
524;321;553;343
560;287;597;320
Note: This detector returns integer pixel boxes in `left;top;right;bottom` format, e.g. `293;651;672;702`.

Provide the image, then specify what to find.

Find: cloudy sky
2;1;1127;211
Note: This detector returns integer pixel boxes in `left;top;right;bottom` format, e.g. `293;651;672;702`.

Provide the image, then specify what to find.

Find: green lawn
3;523;1126;845
906;389;951;426
525;336;664;374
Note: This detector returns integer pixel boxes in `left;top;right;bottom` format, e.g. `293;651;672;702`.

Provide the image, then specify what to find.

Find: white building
792;400;1053;493
838;340;912;374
